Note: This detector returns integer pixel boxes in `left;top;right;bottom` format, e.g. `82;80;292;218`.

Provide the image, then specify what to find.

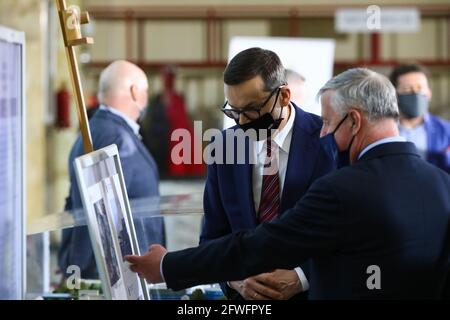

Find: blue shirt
399;124;427;160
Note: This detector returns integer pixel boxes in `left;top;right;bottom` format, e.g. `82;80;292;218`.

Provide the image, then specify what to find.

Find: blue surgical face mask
397;93;429;119
320;114;355;169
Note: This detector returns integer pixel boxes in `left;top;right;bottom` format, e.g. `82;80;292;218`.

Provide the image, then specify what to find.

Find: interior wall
45;0;83;217
82;4;450;118
0;0;47;222
0;0;83;222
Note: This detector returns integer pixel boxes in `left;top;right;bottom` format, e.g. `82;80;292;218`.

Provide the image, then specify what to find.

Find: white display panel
224;36;335;129
0;25;25;300
74;144;149;300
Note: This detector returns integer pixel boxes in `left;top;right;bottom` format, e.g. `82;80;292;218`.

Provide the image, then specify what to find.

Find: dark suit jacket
200;104;334;299
164;142;450;299
58;109;165;279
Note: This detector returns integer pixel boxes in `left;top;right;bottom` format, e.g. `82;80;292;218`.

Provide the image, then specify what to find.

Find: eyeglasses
221;86;284;121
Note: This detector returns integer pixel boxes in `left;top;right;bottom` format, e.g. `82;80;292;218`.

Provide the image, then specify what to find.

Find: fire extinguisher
56;83;71;128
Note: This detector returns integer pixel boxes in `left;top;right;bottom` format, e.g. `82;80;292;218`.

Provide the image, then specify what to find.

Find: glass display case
26;181;225;300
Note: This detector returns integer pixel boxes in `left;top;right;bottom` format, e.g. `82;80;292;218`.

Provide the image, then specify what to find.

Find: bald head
98;60;149;121
285;69;307;106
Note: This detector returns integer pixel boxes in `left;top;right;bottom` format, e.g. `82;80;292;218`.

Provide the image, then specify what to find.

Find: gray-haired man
126;68;450;299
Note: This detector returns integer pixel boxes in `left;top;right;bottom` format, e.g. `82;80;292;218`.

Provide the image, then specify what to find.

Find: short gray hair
317;68;399;122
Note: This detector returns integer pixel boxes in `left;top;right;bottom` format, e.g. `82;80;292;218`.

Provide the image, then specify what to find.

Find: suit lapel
280;107;318;214
232;135;258;227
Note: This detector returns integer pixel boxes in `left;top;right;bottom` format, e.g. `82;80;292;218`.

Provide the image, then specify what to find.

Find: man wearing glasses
199;47;334;300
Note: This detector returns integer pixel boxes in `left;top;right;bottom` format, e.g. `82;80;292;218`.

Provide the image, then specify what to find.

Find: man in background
58;60;165;279
390;64;450;173
285;69;308;107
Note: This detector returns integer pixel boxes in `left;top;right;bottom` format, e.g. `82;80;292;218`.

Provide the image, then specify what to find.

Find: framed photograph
74;144;150;300
87;183;127;300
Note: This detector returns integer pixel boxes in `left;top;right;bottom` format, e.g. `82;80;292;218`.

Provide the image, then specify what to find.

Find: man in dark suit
58;60;165;279
200;48;334;300
126;68;450;299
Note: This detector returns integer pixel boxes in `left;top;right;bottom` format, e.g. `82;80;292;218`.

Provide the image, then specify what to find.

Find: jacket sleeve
163;177;347;291
200;162;231;243
199;161;242;298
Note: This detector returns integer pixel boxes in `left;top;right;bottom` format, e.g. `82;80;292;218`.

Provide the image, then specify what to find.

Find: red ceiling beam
85;59;450;71
86;4;450;20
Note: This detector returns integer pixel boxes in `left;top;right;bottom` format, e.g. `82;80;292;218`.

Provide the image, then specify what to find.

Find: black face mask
320;114;355;169
397;93;429;119
237;89;283;140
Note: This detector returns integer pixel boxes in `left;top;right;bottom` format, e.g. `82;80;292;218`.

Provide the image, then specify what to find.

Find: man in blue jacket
58;60;165;279
199;48;334;300
390;64;450;173
126;68;450;300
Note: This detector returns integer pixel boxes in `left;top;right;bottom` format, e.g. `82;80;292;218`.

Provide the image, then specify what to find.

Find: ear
279;87;291;107
348;108;362;134
426;87;432;101
130;85;138;102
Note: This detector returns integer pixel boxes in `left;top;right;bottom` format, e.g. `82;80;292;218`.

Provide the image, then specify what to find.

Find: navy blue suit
165;142;450;299
200;104;334;298
58;109;165;278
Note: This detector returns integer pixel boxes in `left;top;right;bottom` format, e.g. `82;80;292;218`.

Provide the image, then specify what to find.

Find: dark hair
223;47;286;92
389;63;430;88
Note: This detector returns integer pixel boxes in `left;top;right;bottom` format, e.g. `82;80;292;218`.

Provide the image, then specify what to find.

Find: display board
224;36;335;129
74;144;149;300
0;25;26;300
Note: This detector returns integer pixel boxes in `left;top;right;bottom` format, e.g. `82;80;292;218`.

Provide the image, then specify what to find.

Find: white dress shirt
250;104;309;292
358;136;407;159
99;104;141;138
252;104;295;212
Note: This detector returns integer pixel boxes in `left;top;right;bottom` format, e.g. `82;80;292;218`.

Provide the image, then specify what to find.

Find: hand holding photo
125;244;167;284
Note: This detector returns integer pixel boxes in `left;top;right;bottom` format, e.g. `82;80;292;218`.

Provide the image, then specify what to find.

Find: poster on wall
224;36;335;129
0;25;25;300
74;144;149;300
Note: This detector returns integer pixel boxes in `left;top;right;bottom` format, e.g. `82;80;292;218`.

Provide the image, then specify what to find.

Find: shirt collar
358;136;407;160
256;103;295;155
99;105;141;137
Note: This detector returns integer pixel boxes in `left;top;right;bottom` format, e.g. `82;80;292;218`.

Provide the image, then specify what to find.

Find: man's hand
125;244;167;284
229;269;302;300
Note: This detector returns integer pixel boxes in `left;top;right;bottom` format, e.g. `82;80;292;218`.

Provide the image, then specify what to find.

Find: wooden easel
56;0;94;153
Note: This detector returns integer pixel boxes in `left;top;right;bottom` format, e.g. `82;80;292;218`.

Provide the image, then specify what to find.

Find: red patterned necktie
258;138;280;223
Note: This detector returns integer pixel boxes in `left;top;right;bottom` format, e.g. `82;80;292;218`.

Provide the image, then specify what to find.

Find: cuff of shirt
294;267;309;292
160;252;167;283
